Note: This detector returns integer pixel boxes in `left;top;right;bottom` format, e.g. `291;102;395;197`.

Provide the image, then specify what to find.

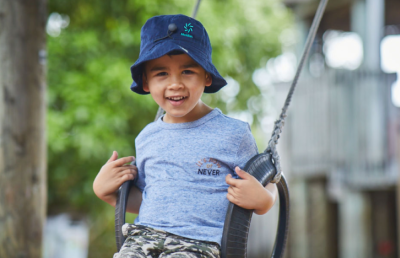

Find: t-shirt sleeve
233;124;259;177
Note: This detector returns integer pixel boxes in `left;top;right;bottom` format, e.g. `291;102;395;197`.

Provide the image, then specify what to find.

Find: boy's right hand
93;151;137;206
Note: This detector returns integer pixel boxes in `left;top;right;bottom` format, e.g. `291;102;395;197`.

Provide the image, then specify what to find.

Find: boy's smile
143;53;213;123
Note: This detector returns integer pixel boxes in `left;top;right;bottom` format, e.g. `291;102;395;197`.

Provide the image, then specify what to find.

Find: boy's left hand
225;167;277;215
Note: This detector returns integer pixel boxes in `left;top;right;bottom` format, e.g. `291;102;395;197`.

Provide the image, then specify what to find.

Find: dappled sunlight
381;35;400;73
323;30;363;70
46;12;70;37
381;35;400;107
219;77;240;104
392;79;400;107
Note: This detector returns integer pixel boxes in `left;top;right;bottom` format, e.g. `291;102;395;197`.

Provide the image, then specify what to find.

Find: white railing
276;68;399;188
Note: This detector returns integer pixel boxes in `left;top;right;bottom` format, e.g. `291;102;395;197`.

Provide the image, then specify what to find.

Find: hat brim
130;40;227;95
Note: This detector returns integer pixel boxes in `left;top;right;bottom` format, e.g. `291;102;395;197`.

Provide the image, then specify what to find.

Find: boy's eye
156;72;167;76
182;70;194;74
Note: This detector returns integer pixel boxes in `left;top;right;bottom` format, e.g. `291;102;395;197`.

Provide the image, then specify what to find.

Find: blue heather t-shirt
134;108;258;245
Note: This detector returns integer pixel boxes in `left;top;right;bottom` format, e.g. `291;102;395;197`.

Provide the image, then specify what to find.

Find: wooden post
288;179;309;258
339;190;372;258
0;0;47;257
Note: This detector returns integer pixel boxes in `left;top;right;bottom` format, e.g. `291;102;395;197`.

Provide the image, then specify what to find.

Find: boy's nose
168;82;184;91
168;75;184;90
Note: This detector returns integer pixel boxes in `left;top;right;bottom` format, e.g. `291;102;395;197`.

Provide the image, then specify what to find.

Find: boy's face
143;54;212;123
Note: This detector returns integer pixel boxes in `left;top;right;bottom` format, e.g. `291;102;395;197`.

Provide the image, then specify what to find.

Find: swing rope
266;0;328;183
191;0;202;19
154;0;202;122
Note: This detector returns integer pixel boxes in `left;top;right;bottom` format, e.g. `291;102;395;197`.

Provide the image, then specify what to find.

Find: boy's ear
205;73;212;87
142;73;150;92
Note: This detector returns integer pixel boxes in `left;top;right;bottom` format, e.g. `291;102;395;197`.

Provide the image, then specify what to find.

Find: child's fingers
235;167;251;180
120;167;136;175
226;192;238;205
119;168;136;180
117;166;137;176
106;151;118;163
227;186;237;196
121;173;135;182
112;156;135;167
121;164;137;170
225;174;239;187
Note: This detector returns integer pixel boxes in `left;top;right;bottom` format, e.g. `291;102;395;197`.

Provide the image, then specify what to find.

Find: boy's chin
163;112;191;123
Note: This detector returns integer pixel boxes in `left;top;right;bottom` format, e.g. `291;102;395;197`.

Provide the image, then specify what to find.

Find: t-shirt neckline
157;108;221;129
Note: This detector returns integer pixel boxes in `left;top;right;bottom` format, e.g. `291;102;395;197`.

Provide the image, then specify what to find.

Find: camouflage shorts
113;224;221;258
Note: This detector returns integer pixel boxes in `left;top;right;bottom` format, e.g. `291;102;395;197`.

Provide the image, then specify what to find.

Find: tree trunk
0;0;47;257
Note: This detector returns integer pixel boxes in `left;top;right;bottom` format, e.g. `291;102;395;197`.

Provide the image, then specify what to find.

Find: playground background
1;0;399;257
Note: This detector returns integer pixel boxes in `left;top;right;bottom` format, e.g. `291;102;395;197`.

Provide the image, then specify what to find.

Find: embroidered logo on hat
181;23;194;38
184;23;193;33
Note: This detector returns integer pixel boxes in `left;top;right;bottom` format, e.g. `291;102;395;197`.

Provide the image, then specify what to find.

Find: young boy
93;14;277;258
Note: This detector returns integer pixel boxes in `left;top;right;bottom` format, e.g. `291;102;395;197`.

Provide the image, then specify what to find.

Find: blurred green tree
46;0;292;256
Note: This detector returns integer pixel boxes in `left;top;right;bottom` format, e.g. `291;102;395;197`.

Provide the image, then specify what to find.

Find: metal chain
154;0;202;122
265;0;329;183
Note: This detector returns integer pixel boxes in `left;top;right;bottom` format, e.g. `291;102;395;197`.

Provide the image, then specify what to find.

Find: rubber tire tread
220;153;290;258
115;180;132;251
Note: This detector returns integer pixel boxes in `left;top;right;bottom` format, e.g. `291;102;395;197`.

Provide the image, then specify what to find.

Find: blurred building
276;0;400;257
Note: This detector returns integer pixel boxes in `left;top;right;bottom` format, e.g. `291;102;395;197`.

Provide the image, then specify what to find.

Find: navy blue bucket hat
130;14;227;94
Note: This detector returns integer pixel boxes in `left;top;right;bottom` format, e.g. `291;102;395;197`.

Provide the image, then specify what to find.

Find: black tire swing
115;0;328;257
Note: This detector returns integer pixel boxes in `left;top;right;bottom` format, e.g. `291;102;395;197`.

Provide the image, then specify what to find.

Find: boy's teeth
170;97;185;100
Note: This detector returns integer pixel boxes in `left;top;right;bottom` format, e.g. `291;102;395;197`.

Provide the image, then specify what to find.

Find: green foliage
47;0;292;256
